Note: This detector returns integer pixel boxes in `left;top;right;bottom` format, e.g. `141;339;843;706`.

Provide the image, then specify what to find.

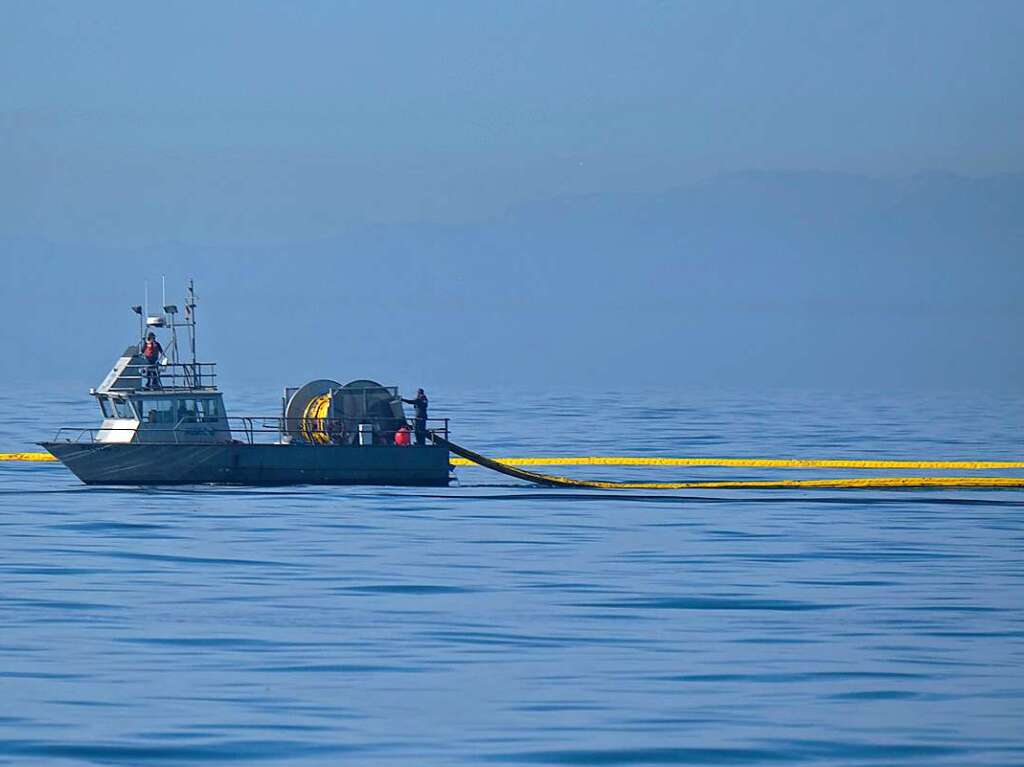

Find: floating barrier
463;475;1024;490
448;456;1024;470
9;450;1023;470
434;438;1024;491
7;449;1024;490
0;452;56;462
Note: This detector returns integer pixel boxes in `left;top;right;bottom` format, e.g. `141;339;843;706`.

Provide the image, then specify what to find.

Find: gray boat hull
40;442;451;486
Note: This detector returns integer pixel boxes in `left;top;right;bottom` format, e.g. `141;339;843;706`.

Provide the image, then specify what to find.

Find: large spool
301;393;334;445
284;379;342;445
332;380;407;445
284;378;407;445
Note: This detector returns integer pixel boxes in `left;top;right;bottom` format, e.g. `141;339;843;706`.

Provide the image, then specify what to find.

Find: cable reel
301;393;335;445
284;378;407;445
284;379;342;445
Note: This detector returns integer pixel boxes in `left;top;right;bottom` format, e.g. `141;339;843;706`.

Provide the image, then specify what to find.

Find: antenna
161;275;166;314
144;280;149;319
186;279;197;372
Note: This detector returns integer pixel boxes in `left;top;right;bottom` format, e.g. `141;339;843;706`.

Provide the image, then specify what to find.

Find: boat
39;282;451;486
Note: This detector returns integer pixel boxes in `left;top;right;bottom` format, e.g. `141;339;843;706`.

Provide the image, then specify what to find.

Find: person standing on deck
141;332;163;389
402;389;429;445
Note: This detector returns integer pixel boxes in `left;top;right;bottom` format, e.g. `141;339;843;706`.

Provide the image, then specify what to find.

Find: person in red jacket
142;332;163;389
394;424;412;446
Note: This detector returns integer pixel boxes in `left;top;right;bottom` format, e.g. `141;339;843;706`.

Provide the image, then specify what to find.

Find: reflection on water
1;386;1022;765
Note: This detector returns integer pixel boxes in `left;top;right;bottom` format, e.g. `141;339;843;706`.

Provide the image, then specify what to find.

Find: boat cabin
92;391;231;445
89;296;232;445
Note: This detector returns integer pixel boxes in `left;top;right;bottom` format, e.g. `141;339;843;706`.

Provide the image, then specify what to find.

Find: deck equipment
39;281;451;486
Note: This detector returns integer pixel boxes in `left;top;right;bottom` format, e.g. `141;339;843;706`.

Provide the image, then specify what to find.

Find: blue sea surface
1;385;1023;766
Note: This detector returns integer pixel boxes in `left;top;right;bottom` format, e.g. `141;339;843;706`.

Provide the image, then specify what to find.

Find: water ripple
1;388;1022;765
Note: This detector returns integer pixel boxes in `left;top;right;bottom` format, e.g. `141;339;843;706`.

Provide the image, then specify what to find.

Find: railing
270;415;450;446
52;427;103;444
50;416;451;446
237;415;450;445
111;361;218;392
52;416;229;445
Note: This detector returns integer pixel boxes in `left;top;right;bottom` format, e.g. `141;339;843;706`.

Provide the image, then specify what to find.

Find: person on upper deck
401;388;429;445
142;332;163;389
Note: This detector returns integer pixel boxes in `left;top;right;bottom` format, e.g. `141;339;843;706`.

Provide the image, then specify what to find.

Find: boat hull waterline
40;442;451;487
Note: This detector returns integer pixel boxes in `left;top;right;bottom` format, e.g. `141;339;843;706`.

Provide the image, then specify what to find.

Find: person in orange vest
394;424;412;446
142;332;163;389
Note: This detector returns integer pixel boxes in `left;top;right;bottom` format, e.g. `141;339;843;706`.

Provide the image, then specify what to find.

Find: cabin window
199;398;223;423
137;398;175;424
112;398;136;419
98;397;113;418
176;399;198;423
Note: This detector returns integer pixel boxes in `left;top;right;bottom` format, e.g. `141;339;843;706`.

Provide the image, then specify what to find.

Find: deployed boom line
433;437;1024;491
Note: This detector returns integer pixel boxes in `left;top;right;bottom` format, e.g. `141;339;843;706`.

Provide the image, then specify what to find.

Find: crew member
394;424;412;446
142;332;163;389
402;388;429;445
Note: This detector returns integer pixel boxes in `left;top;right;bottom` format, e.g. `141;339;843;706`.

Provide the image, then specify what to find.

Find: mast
186;279;197;376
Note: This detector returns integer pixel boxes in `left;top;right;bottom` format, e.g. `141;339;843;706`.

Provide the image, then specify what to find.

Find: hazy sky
2;1;1022;393
3;0;1022;238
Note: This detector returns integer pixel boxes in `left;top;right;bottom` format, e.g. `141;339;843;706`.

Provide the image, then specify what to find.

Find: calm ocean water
1;385;1022;766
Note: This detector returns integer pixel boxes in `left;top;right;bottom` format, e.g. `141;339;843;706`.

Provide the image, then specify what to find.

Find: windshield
136;398;174;425
111;398;136;419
